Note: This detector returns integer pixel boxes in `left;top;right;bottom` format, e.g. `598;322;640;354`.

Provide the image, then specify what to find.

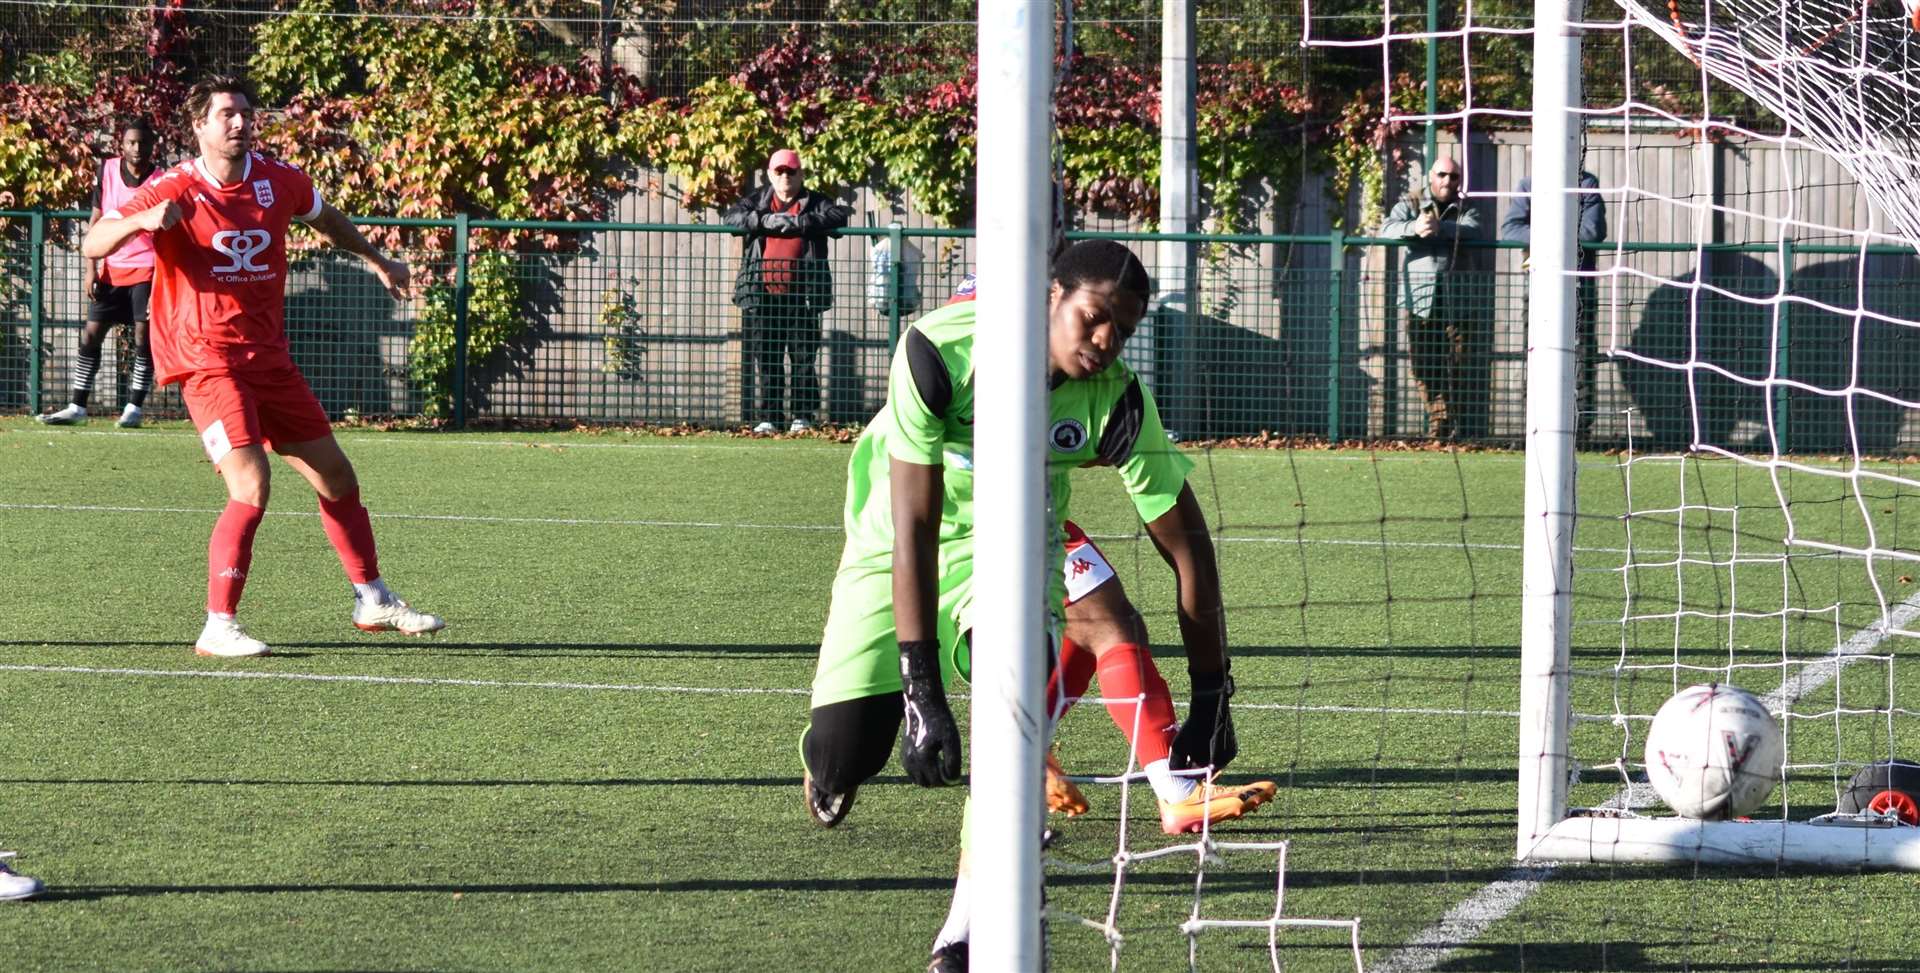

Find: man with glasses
1382;155;1488;439
724;149;852;435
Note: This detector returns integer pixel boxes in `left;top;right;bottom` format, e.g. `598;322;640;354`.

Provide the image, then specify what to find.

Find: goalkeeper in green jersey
802;238;1266;827
799;240;1272;970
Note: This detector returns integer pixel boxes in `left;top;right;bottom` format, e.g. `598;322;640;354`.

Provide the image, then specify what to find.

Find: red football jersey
108;153;323;385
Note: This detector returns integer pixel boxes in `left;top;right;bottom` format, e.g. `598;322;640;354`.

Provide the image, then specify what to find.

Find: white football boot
34;404;85;425
117;403;144;428
352;597;444;635
0;853;44;901
194;615;270;658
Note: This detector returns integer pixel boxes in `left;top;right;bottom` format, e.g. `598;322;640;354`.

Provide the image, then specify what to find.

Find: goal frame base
1525;814;1920;869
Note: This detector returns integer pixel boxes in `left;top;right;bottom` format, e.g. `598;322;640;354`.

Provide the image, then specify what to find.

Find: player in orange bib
81;75;443;658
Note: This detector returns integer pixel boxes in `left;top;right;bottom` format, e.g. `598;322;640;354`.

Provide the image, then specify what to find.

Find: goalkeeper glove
1170;667;1238;774
898;638;963;787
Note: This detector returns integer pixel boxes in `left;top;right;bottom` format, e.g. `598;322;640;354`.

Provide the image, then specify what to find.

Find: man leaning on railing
1380;155;1489;440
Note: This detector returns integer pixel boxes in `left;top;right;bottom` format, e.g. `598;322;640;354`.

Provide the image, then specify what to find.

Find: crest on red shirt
252;179;275;209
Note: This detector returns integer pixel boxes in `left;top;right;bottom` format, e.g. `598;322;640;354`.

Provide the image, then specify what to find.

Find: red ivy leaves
1055;52;1157;128
516;56;652;110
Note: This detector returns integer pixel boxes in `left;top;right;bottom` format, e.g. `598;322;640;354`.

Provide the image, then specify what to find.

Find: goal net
1516;0;1920;869
1307;0;1920;878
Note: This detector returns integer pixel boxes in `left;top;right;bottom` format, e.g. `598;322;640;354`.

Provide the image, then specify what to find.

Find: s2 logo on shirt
210;229;272;273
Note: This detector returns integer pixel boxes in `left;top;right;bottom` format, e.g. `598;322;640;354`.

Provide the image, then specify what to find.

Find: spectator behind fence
724;149;852;435
37;116;162;428
1380;155;1489;440
1502;169;1608;440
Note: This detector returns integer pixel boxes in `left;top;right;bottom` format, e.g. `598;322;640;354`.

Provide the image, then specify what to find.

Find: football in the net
1643;683;1784;819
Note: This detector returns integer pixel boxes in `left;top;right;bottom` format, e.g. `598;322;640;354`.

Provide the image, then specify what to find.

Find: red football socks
1047;637;1180;766
318;489;380;584
207;499;265;614
1046;636;1099;722
1095;643;1178;766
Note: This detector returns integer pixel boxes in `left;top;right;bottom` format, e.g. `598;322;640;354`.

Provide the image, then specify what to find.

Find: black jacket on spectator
723;185;852;314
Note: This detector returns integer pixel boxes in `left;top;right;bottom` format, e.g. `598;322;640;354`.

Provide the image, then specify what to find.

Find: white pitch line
0;663;811;696
0;500;1530;552
6;426;1531;461
1373;589;1920;973
1369;868;1556;973
3;428;834;451
1233;702;1521;718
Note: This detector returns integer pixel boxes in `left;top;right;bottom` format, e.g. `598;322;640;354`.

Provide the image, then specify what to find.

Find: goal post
971;1;1053;968
1516;0;1582;862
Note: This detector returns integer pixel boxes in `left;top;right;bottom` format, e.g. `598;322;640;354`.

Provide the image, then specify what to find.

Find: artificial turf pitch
3;417;1918;971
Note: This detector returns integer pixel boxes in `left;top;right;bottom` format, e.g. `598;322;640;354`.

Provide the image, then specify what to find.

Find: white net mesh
1043;690;1363;971
1581;0;1920;839
1613;0;1920;250
1306;0;1920;880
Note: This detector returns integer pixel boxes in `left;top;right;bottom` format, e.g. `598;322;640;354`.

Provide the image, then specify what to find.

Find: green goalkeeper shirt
838;299;1193;585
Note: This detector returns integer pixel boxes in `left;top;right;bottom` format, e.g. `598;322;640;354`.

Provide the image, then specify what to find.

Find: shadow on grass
1216;642;1520;661
1431;943;1920;972
42;868;1499;904
1218;642;1781;663
1271;767;1518;786
40;875;957;903
0;774;854;789
263;640;820;658
0;641;209;649
0;639;819;658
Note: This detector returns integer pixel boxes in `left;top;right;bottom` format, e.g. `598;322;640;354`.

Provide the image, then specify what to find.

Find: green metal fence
6;211;1920;452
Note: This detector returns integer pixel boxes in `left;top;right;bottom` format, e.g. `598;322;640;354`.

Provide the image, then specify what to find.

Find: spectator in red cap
723;148;853;434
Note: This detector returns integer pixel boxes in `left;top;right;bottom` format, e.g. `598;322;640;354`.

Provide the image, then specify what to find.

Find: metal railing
6;210;1919;451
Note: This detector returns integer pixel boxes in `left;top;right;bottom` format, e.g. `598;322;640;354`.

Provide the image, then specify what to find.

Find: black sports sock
69;347;101;410
128;344;153;408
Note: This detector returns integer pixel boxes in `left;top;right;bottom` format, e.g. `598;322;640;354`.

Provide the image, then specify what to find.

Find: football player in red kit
82;75;443;657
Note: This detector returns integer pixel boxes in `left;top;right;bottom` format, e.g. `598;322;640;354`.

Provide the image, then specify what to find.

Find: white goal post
1518;0;1920;870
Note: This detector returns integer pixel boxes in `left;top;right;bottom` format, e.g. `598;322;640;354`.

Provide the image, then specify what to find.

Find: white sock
207;611;235;625
353;577;393;606
933;870;971;952
1145;758;1197;803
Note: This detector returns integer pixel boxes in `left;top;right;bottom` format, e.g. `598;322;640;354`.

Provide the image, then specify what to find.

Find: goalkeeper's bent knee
804;693;905;793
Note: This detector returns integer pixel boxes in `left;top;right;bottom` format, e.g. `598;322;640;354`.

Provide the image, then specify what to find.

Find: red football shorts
181;362;333;465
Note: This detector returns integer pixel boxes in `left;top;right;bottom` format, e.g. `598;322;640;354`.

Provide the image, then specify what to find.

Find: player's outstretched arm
82;201;179;259
891;456;962;787
1143;482;1225;673
307;202;409;300
1143;482;1239;772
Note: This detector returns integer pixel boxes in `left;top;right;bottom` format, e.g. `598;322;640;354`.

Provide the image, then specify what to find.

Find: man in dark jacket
723;149;853;434
1504;169;1609;441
